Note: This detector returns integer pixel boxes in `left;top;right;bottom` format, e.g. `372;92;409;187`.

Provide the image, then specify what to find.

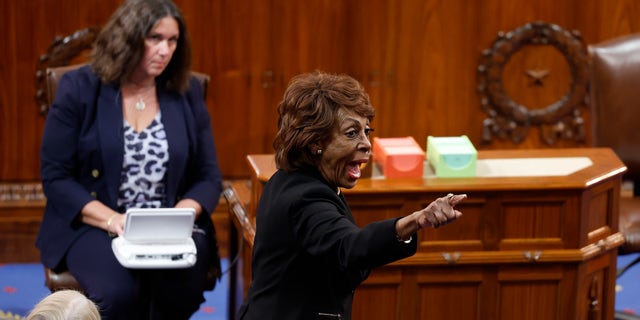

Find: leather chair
589;33;640;276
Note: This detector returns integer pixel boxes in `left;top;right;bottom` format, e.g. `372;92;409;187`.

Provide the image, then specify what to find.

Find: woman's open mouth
347;159;368;179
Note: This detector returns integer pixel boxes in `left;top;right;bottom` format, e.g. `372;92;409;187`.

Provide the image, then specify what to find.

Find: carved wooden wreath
35;27;100;115
477;21;589;145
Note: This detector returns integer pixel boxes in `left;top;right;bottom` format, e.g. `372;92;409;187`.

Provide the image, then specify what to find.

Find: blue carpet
0;259;229;320
617;253;640;317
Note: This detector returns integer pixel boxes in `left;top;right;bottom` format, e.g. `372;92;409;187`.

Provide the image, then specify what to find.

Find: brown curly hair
90;0;192;93
273;71;375;172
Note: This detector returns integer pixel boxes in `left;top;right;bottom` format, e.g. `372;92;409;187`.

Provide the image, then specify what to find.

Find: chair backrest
35;27;100;115
45;64;210;107
589;33;640;190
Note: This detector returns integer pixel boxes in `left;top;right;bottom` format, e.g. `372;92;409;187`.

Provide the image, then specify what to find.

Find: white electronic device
111;208;197;269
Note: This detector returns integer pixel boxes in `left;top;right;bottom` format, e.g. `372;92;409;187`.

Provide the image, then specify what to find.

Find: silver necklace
131;85;155;111
135;97;146;111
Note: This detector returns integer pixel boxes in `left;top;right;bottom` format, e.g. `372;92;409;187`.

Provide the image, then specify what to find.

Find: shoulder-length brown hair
90;0;192;93
273;71;375;172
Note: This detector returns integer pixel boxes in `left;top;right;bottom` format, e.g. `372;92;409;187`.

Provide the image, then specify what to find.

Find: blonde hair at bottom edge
26;289;100;320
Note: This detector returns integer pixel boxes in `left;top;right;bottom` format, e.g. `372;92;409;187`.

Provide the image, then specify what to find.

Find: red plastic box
372;136;425;178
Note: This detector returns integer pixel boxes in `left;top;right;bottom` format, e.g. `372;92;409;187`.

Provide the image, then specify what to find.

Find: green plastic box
426;135;477;177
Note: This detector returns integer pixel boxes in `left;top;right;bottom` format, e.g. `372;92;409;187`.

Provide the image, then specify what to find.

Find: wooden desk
230;148;626;320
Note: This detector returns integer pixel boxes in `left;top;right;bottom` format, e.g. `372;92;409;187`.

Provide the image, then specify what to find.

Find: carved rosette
477;21;590;145
35;27;100;115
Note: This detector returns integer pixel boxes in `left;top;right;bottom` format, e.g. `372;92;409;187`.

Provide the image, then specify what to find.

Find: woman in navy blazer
37;1;222;319
237;71;467;320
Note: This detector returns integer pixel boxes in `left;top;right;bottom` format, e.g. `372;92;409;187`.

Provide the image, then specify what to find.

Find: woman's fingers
425;193;467;228
448;193;468;206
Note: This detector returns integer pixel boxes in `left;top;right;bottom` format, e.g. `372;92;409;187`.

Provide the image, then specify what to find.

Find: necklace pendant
135;98;146;111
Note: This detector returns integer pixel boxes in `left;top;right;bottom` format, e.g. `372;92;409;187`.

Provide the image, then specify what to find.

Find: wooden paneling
497;266;564;320
2;0;640;182
0;0;120;181
0;207;43;263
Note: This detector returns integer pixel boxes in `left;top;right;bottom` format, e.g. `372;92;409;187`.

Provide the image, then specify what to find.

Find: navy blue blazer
37;65;223;270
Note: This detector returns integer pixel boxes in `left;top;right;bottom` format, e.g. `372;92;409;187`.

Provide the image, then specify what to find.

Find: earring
316;149;322;155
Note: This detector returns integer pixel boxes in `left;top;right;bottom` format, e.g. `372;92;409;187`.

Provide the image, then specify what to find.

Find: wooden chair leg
44;266;84;293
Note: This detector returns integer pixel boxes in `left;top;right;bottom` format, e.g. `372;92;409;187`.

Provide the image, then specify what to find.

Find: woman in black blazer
237;71;466;320
37;1;222;319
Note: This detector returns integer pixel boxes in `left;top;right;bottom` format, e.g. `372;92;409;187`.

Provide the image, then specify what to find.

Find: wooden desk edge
246;148;628;192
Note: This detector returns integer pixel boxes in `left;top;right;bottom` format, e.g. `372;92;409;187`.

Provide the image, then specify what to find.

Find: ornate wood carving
477;21;590;145
34;27;100;115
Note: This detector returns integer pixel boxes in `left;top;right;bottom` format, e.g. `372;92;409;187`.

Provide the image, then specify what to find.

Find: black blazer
238;168;417;320
37;65;223;270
